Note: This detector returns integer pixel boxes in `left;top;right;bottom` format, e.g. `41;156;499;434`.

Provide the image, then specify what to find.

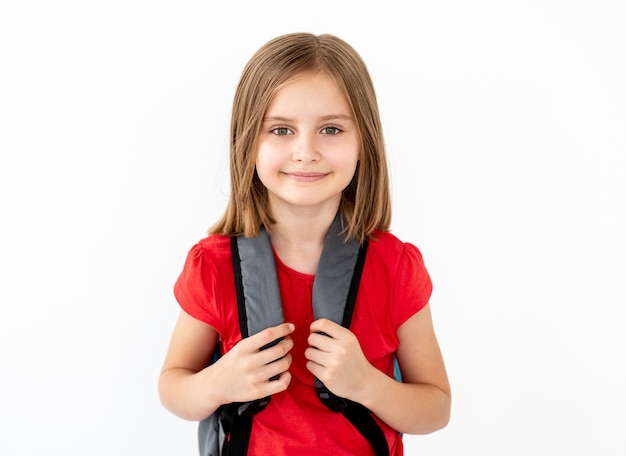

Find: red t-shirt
174;231;432;456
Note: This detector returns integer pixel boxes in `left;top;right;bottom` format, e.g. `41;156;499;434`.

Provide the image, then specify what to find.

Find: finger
247;322;295;352
305;360;323;380
307;332;335;352
266;370;292;396
256;336;294;366
260;353;293;381
309;318;344;338
304;346;327;367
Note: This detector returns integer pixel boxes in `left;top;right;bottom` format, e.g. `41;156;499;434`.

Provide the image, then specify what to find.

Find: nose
292;133;320;164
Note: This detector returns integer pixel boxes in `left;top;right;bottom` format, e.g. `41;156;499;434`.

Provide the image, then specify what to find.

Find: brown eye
271;127;292;135
321;127;341;135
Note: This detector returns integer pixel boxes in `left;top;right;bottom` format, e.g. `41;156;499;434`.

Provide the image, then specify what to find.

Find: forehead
265;72;351;115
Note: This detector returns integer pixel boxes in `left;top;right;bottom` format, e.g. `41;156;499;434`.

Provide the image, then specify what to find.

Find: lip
282;171;330;182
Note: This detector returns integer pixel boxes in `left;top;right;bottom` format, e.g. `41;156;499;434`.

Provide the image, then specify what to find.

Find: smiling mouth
282;171;329;182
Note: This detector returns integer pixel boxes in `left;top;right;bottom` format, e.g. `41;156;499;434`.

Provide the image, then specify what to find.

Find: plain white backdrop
1;1;625;454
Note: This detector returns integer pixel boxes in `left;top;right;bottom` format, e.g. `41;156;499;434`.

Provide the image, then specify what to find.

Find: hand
212;322;295;404
305;319;374;401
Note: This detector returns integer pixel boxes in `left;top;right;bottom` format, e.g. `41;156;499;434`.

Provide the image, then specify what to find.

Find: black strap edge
342;401;390;456
341;239;369;327
220;412;253;456
230;236;248;338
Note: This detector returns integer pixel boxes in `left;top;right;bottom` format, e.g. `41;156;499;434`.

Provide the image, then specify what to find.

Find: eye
321;126;341;135
270;127;293;136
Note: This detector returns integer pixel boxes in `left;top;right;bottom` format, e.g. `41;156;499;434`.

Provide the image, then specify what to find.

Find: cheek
255;146;279;181
336;149;360;175
255;145;269;170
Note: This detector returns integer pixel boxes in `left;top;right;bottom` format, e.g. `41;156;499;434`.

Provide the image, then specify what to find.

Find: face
255;72;360;216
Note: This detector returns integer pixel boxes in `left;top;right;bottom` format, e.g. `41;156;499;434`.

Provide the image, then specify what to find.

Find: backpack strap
216;233;281;456
233;226;284;338
312;234;389;456
311;214;361;325
219;215;389;456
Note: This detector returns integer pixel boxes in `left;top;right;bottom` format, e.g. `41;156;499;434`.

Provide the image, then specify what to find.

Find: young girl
159;32;450;455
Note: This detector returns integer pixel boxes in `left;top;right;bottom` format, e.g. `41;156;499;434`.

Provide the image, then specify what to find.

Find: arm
306;303;450;434
159;310;295;421
386;303;451;433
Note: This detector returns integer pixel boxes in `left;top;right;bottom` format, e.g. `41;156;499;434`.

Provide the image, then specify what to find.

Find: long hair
210;33;391;243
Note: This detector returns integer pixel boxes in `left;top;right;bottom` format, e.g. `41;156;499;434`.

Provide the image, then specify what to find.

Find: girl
159;33;450;455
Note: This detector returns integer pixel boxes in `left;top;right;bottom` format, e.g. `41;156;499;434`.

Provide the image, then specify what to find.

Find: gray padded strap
236;227;284;337
236;214;359;332
312;216;360;324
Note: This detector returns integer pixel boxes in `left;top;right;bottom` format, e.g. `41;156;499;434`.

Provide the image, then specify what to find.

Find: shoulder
195;233;232;253
176;234;234;292
365;231;433;327
366;230;432;304
193;233;232;260
174;234;236;328
367;230;427;267
181;234;233;269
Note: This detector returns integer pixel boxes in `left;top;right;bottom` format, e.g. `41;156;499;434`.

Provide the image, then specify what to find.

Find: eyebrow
263;114;354;123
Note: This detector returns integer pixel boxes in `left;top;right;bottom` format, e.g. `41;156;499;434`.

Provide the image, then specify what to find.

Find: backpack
199;215;392;456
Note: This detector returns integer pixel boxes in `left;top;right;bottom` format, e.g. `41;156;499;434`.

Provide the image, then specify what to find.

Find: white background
1;1;625;454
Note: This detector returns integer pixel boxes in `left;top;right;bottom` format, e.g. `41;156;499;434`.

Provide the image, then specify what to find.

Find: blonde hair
210;32;391;243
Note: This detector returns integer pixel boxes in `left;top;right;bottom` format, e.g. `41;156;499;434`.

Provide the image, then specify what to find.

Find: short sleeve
173;243;220;329
391;242;433;329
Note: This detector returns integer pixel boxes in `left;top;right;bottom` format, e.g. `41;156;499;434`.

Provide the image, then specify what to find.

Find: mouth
282;171;330;182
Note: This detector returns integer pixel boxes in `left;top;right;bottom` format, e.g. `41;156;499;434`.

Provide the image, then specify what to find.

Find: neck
270;208;336;246
268;205;339;274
